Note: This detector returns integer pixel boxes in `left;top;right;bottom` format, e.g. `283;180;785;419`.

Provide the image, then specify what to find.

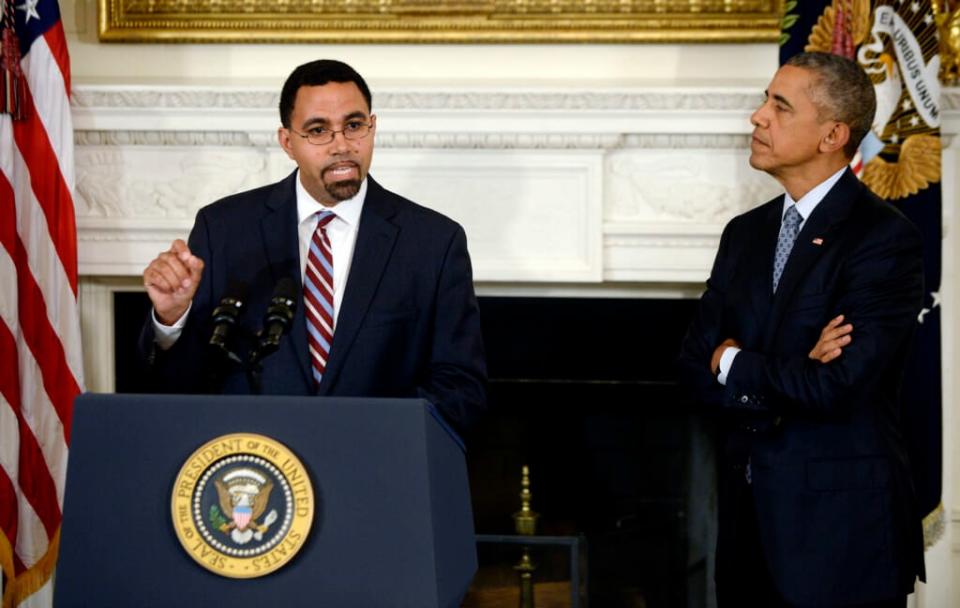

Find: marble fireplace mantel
71;83;960;282
72;82;960;384
72;83;794;285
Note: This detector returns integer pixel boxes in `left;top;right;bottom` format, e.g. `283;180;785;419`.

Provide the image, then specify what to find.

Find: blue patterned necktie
772;205;802;293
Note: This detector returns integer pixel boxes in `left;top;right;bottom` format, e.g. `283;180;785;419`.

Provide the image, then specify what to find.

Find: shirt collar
782;166;847;222
295;170;367;227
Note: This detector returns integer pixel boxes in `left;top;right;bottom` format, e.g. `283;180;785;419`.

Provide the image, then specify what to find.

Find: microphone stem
246;361;264;395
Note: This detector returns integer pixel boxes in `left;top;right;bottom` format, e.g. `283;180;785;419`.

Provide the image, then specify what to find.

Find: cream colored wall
937;145;959;608
64;0;777;87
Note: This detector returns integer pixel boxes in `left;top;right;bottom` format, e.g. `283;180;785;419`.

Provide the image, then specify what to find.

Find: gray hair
785;52;877;158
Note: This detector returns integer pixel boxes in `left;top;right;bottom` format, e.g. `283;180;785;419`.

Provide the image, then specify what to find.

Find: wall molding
72;83;960;285
72;83;774;283
75;130;756;150
72;86;764;113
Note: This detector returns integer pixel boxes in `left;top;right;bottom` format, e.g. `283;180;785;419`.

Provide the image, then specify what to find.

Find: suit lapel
763;169;859;348
259;171;314;388
747;199;784;324
318;178;400;395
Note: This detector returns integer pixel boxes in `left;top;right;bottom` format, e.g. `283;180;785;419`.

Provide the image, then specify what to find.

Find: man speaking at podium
138;59;486;435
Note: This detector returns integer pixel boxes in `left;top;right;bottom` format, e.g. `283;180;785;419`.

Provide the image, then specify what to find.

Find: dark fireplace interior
114;293;717;608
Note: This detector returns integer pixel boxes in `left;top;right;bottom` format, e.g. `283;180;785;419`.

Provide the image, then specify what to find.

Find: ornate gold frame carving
98;0;781;43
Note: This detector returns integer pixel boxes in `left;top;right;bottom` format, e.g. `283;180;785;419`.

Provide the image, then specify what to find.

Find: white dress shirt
717;166;846;385
153;171;367;348
296;174;365;327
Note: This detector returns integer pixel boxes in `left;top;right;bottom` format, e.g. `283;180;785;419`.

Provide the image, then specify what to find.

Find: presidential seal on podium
171;433;314;578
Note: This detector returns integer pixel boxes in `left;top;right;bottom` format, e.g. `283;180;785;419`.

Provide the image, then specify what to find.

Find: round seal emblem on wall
171;433;314;578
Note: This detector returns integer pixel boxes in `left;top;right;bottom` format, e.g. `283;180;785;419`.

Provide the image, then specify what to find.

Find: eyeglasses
288;120;374;146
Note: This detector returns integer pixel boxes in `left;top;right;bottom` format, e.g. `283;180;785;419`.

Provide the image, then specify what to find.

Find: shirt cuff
717;346;741;386
152;304;191;351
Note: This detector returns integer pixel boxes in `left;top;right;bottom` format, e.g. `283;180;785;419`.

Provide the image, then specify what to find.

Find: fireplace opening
114;293;717;607
467;297;714;608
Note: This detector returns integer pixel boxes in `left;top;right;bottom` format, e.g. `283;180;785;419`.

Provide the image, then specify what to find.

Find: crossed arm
710;314;854;376
680;211;923;417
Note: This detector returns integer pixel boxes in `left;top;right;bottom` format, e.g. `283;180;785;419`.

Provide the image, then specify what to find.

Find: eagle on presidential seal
804;0;941;200
210;468;279;545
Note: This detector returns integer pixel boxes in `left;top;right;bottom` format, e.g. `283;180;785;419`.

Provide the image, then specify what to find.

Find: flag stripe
0;250;23;539
9;236;77;444
0;471;17;557
0;398;55;581
8;90;77;297
0;324;60;545
0;184;77;444
0;409;21;560
43;22;72;97
22;34;74;191
1;124;84;388
0;241;70;506
0;332;57;581
0;474;18;585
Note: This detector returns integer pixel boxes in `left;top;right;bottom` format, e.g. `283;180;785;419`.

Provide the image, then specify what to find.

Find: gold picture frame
98;0;782;44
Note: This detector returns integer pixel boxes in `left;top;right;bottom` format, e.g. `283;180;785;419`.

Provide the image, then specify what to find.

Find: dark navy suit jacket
679;169;925;605
139;171;487;434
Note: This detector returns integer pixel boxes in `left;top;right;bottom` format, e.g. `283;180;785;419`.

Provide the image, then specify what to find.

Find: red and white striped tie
304;210;335;386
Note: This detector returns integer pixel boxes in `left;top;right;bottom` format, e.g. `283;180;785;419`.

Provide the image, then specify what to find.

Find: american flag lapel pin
812;237;824;246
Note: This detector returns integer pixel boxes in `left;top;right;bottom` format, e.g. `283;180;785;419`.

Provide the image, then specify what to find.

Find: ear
277;127;296;160
369;114;377;132
819;121;851;155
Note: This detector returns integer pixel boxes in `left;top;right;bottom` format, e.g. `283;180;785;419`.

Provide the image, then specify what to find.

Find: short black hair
279;59;372;128
785;52;876;158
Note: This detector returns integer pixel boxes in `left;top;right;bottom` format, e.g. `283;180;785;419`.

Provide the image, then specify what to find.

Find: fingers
811;340;845;363
818;323;853;356
170;238;190;255
171;239;205;283
143;239;204;295
144;253;190;294
186;250;205;282
820;314;852;338
808;315;853;363
143;259;181;294
809;338;848;362
820;314;844;336
818;347;843;364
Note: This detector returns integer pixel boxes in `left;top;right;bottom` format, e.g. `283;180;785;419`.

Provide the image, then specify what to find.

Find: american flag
0;0;83;605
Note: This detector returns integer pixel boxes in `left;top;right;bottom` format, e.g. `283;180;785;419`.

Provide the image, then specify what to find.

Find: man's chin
325;179;362;202
748;154;766;171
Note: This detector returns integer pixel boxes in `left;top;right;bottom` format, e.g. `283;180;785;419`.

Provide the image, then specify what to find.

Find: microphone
208;279;247;362
250;277;298;366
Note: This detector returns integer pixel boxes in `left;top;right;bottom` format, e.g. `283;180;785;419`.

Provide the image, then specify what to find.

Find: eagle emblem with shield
211;468;279;544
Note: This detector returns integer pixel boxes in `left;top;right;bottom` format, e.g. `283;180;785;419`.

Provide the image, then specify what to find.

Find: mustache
322;160;359;175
